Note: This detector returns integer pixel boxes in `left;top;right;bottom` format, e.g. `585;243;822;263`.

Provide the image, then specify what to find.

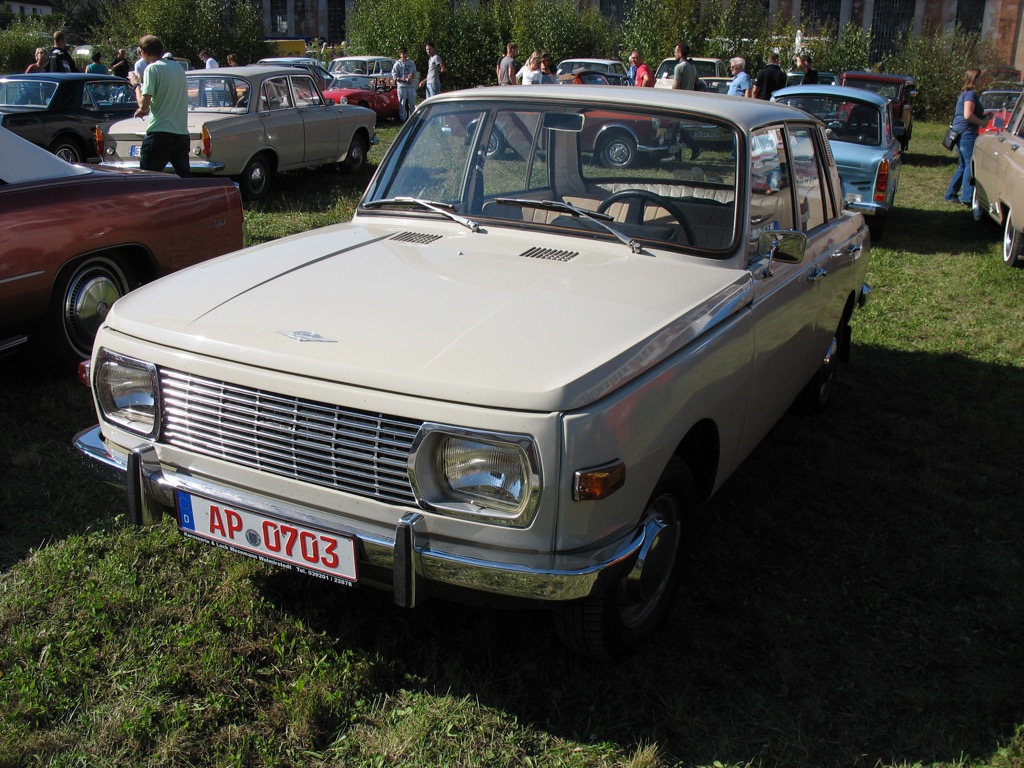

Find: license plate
129;145;142;157
176;490;357;585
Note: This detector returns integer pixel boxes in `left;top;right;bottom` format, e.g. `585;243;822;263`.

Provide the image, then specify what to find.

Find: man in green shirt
133;35;190;177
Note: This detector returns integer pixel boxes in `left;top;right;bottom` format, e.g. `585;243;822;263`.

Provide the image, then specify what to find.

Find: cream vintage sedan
94;66;376;201
76;87;870;660
972;91;1024;267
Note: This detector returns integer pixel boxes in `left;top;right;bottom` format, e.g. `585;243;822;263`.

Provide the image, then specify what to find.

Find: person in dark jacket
752;52;786;99
45;32;78;73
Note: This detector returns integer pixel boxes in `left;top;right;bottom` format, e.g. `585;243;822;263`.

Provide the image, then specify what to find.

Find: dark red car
322;74;399;121
0;127;244;371
841;71;917;151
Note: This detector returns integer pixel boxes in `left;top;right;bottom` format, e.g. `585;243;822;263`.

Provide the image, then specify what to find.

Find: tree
97;0;266;69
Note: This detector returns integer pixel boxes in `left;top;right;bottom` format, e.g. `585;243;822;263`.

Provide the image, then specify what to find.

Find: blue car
773;84;902;240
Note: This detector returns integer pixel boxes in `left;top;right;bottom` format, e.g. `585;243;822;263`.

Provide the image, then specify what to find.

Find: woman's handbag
942;124;961;151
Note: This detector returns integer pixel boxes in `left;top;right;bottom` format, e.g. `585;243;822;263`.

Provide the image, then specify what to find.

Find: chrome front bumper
73;425;640;607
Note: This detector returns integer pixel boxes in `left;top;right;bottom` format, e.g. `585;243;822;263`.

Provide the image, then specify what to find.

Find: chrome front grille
160;369;422;506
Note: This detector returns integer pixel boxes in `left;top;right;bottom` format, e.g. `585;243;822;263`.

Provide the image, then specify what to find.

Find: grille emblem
278;331;337;343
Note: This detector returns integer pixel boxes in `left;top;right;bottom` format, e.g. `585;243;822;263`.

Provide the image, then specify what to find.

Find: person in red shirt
631;50;653;87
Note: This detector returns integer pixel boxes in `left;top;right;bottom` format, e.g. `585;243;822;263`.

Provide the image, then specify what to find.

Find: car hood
106;222;752;411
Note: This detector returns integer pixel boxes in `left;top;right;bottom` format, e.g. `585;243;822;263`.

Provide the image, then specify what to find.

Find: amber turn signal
573;460;626;501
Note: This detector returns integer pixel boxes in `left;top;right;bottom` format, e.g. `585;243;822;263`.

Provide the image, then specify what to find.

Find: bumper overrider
73;425;643;607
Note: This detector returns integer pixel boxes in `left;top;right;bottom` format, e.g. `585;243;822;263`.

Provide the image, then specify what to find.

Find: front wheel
553;458;694;661
972;186;988;224
1003;213;1024;268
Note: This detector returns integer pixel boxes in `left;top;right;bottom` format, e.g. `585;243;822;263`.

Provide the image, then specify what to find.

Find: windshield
362;99;741;255
980;90;1021;111
328;75;377;91
844;79;903;101
774;95;888;146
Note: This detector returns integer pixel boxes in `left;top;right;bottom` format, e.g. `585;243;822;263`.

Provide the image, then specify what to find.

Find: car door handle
806;267;828;282
830;244;861;259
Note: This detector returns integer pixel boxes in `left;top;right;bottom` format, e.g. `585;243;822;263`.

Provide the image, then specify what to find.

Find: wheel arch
592;123;640;150
673;418;720;505
49;131;88;159
51;244;157;297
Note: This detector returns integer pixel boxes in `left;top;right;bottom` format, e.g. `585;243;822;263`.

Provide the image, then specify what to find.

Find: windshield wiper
494;198;643;254
363;197;479;232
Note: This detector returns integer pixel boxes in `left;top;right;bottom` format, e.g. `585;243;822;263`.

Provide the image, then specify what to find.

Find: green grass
1;122;1023;768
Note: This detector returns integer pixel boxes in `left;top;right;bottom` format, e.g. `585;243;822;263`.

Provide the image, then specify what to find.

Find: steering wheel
597;189;695;244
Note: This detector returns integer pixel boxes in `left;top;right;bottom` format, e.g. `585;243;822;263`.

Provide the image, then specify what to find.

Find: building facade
258;0;1024;71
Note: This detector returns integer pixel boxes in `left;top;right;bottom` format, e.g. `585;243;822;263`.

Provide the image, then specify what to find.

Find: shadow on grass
262;343;1024;767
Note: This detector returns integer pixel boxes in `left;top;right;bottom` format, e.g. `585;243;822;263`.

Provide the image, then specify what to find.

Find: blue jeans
425;82;440;98
945;129;976;204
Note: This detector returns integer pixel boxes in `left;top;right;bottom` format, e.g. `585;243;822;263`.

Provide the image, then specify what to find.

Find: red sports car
0;126;244;371
322;75;399;121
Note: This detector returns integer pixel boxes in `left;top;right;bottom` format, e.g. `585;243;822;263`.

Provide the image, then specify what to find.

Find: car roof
0;72;130;83
560;58;621;65
189;65;316;79
259;57;320;64
427;84;816;130
773;84;890;106
843;71;915;83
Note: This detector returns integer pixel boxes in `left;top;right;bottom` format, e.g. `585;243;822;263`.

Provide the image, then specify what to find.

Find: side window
749;127;794;249
787;125;828;231
260;77;292;111
292;76;323;107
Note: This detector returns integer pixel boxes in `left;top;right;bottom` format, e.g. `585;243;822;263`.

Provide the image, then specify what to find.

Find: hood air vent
391;231;443;245
520;246;578;262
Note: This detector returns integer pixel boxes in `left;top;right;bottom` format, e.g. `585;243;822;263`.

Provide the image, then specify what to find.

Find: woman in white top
518;52;544;85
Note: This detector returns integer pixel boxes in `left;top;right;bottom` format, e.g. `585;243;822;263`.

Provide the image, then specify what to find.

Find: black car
0;72;137;162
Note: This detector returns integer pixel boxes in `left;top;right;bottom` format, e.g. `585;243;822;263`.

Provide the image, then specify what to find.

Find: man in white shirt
200;51;219;69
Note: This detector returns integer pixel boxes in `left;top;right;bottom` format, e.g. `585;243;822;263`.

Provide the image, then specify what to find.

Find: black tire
797;320;846;413
238;153;273;202
45;255;132;370
972;186;987;225
596;133;637;168
553;457;694;661
341;133;368;173
50;137;84;163
485;128;507;158
1003;213;1024;268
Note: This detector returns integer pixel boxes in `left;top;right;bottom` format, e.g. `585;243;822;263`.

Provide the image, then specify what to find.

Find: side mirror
757;230;807;276
324;97;335;106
